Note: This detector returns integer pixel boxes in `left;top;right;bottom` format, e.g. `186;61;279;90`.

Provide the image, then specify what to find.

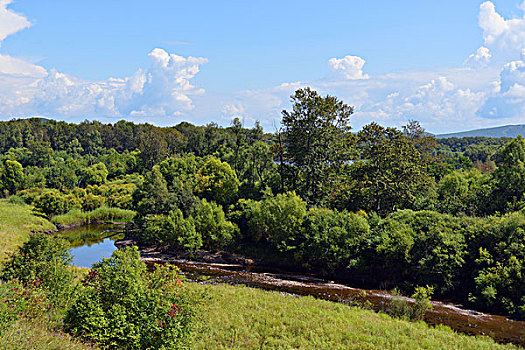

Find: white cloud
0;54;46;77
0;0;30;43
479;1;525;61
328;55;369;80
0;48;208;121
465;46;492;66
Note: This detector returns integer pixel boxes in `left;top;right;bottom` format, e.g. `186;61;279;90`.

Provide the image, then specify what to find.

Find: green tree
248;191;307;252
437;171;469;215
0;160;24;196
83;162;108;186
342;123;433;216
139;210;202;253
281;88;355;204
138;128;168;170
296;208;370;271
195;157;239;205
490;135;525;212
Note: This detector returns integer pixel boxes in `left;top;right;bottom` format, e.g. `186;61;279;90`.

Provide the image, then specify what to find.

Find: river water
57;224;123;268
58;224;525;347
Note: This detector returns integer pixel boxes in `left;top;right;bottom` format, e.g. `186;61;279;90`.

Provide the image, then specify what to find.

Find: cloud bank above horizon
0;1;525;134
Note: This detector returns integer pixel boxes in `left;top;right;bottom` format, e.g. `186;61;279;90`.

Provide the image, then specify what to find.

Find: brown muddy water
145;258;525;347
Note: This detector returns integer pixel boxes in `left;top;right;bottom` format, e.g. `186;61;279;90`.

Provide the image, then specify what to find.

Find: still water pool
56;224;124;268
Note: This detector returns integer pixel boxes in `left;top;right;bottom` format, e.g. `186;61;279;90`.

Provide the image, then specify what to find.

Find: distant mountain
436;124;525;138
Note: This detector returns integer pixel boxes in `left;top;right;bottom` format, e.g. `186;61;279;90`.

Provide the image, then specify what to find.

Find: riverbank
118;238;525;346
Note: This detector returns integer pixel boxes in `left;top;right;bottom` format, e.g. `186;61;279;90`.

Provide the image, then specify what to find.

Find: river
58;224;525;347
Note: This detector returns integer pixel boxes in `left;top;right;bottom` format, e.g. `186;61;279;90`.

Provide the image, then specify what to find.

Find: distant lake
56;224;124;268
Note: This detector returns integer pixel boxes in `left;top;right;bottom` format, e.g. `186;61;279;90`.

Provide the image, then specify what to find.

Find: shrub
0;234;75;307
33;190;66;218
193;199;236;250
64;247;197;349
296;208;370;271
17;187;46;204
248;191;306;252
7;195;25;205
81;193;105;211
384;285;434;321
139;210;202;253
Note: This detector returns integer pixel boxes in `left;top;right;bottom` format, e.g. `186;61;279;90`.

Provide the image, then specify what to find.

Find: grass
0;200;55;260
51;207;135;226
0;319;96;350
188;282;518;350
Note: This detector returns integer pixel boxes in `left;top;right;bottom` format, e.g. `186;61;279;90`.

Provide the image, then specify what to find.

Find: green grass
0;200;55;260
51;207;135;226
0;319;96;350
188;282;518;350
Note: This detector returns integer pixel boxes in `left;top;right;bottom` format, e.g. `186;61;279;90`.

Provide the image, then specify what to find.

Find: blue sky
1;0;525;133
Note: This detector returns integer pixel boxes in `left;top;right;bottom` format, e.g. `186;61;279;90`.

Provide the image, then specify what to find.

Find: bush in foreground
65;246;197;349
0;233;76;307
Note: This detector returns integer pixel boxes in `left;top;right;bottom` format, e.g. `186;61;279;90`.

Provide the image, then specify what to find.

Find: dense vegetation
1;87;524;323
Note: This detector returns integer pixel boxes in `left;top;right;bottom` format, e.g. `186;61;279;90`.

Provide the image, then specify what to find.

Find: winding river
58;224;525;347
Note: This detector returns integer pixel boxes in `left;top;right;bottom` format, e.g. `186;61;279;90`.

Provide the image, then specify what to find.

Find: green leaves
282;88;356;204
65;247;197;349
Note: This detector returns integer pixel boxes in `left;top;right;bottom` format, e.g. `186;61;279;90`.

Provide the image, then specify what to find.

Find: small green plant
384;285;434;321
7;195;25;205
411;285;434;321
64;246;197;349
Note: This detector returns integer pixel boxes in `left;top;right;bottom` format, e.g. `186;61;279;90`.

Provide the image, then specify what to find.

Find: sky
1;1;525;134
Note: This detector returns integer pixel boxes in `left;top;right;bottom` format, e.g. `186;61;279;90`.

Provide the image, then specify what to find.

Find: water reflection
56;224;124;268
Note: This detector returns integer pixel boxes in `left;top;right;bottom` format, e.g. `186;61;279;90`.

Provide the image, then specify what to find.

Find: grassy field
189;282;518;350
0;200;55;259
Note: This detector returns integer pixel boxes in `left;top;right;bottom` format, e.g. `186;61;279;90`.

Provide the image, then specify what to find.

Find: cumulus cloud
465;46;492;66
328;55;369;80
479;1;525;61
0;48;208;121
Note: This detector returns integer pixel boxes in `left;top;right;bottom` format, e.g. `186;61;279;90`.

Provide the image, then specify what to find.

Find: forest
0;88;524;346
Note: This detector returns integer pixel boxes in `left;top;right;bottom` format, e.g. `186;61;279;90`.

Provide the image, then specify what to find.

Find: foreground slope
189;283;517;350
